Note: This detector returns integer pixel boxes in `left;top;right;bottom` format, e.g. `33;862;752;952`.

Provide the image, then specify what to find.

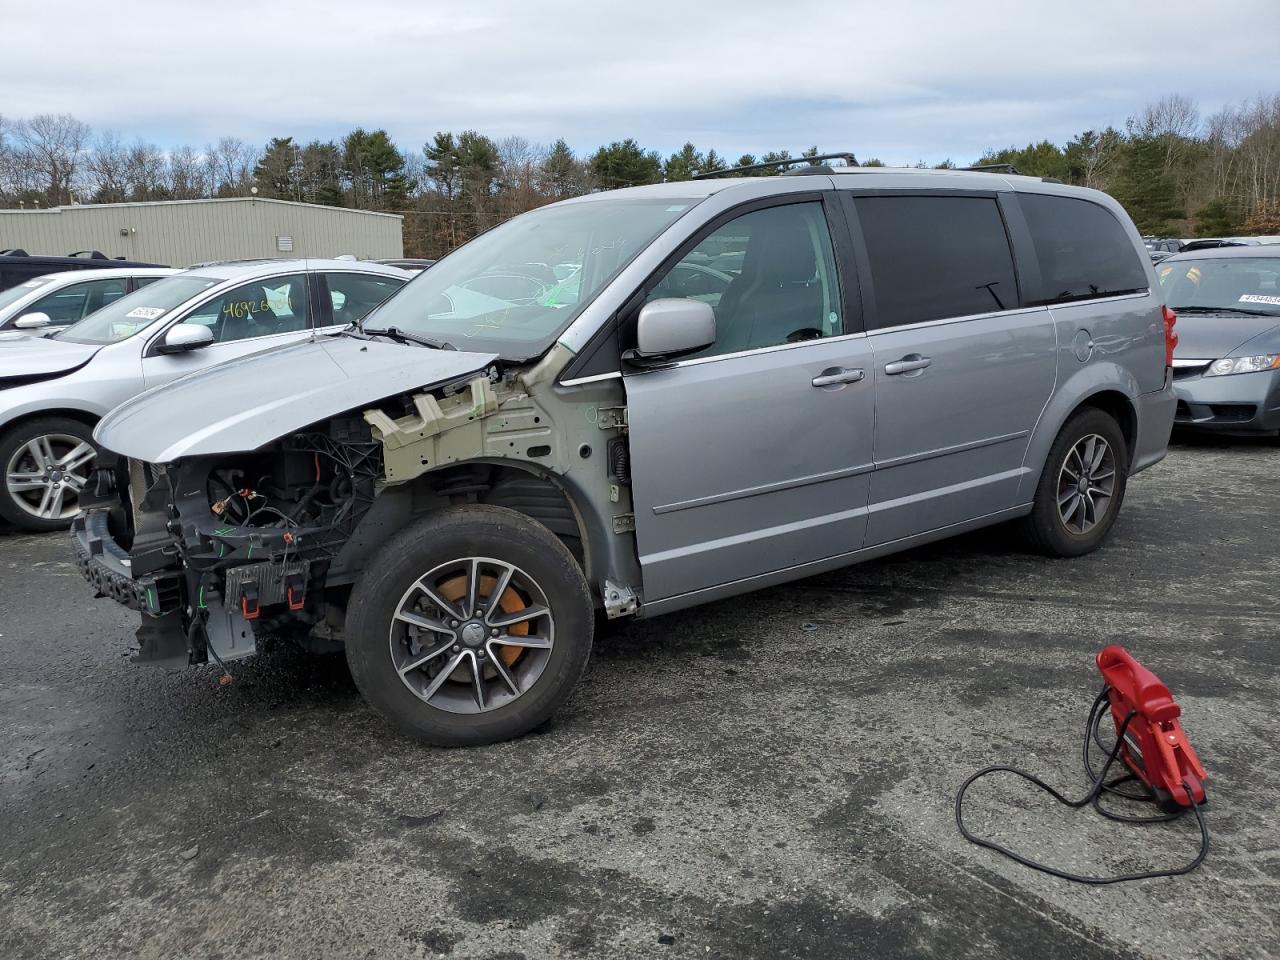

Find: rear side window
1020;194;1148;305
854;196;1018;329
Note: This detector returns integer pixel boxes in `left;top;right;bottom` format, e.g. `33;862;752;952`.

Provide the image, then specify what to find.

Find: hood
0;331;100;379
1172;312;1280;359
95;332;499;462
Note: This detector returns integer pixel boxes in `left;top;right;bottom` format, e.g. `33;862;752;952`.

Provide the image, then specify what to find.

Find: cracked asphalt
1;435;1277;960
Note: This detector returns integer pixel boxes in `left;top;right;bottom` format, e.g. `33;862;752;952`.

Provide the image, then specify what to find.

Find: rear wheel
344;505;593;746
1021;408;1128;557
0;417;98;531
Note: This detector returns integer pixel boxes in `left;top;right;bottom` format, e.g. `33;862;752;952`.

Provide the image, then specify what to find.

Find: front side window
645;201;843;358
0;276;53;315
57;275;221;344
28;277;127;325
361;197;700;360
855;195;1018;329
183;274;311;343
1020;194;1148;304
326;272;406;324
1157;258;1280;316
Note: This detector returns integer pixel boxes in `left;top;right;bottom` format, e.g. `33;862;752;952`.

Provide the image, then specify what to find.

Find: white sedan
0;267;178;335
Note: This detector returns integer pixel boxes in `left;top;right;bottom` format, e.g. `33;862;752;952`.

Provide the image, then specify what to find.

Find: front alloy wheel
0;417;98;531
391;557;555;714
345;505;593;747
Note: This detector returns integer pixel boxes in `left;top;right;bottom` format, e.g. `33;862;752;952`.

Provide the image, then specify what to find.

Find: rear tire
0;416;97;532
1021;408;1129;557
344;504;593;747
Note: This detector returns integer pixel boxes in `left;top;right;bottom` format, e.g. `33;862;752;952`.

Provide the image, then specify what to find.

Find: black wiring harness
955;688;1209;884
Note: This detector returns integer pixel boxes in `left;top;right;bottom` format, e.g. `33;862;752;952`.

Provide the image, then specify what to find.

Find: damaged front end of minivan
72;332;636;670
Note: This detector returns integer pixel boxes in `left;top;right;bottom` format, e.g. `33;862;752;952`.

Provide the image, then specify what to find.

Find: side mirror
633;298;716;360
13;311;52;330
157;323;214;354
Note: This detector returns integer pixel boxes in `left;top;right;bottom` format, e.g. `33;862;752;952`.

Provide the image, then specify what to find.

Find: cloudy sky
4;0;1276;164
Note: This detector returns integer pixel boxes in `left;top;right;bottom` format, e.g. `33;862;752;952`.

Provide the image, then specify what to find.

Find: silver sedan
0;259;410;530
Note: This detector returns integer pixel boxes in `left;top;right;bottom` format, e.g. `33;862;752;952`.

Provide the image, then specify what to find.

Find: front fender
1018;361;1142;502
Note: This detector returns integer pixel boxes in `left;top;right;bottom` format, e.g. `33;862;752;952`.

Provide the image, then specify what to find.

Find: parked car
0;249;167;293
375;258;436;272
1158;247;1280;435
0;267;177;334
72;169;1174;746
0;259;410;530
1180;238;1262;252
1144;236;1183;255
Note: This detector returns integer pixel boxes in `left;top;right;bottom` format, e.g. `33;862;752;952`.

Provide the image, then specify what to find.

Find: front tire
344;505;594;747
1021;408;1129;557
0;416;98;531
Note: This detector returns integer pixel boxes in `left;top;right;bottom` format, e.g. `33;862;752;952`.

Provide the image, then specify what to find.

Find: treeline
2;92;1277;258
976;94;1280;237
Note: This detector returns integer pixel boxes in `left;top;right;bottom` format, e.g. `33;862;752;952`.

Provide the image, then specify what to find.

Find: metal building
0;197;403;266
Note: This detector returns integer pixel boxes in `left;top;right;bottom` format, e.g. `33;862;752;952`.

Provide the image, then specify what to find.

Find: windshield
1157;258;1280;316
56;275;221;344
361;197;701;359
0;277;53;316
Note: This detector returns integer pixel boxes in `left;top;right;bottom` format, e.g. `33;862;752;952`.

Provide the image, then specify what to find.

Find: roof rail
963;163;1022;175
0;249;31;257
67;250;109;259
691;152;858;180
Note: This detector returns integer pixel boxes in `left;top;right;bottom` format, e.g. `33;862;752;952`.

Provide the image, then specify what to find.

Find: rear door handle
811;367;865;387
884;355;932;375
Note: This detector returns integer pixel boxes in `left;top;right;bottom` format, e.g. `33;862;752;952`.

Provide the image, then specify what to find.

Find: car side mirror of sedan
629;298;716;363
157;323;215;354
13;311;52;330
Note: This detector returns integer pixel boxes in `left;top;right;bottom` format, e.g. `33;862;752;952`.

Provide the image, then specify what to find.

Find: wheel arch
1021;365;1142;501
0;406;101;438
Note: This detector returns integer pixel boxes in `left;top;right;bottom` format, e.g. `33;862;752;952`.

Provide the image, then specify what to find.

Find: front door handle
811;367;865;387
884;355;932;376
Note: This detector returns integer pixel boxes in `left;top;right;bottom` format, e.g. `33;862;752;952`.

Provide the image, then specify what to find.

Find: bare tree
205;136;258;196
168;145;208;199
85;131;130;203
124;141;170;200
16;113;92;206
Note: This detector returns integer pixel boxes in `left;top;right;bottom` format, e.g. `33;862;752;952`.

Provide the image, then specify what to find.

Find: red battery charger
1096;645;1207;811
956;645;1210;884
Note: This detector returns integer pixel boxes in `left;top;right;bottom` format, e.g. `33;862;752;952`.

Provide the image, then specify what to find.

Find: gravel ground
1;435;1277;960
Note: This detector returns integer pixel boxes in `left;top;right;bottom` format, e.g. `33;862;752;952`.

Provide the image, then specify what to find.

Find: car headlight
1205;355;1280;376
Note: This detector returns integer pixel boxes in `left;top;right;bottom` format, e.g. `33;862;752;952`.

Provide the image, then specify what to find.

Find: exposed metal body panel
97;335;497;462
0;197;403;266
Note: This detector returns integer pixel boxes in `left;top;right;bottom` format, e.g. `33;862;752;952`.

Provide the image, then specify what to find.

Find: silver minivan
73;168;1176;746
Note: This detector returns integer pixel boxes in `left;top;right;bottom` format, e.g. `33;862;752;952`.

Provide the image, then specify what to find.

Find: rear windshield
56;275;221;344
1157;258;1280;316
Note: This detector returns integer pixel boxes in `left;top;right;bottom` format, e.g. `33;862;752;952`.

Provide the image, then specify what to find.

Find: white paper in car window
125;306;166;320
264;283;294;316
110;322;147;339
1240;294;1280;305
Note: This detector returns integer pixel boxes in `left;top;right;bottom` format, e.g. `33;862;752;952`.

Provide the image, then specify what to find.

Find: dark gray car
1159;247;1280;434
71;168;1176;747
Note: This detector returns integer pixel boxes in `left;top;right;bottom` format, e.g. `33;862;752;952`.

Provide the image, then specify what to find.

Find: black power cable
955;688;1209;884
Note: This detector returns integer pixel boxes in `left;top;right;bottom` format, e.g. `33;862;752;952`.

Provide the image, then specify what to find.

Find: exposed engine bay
76;416;385;666
72;352;639;670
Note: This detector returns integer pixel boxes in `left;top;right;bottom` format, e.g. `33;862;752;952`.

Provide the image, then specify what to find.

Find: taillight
1162;305;1178;367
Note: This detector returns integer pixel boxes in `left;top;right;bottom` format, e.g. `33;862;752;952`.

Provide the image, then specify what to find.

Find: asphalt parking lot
1;436;1277;960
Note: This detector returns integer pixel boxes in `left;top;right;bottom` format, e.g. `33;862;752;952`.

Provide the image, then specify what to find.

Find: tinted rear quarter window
854;195;1018;329
1020;194;1148;305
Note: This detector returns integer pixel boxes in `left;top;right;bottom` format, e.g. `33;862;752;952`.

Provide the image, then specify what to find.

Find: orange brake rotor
437;573;527;666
